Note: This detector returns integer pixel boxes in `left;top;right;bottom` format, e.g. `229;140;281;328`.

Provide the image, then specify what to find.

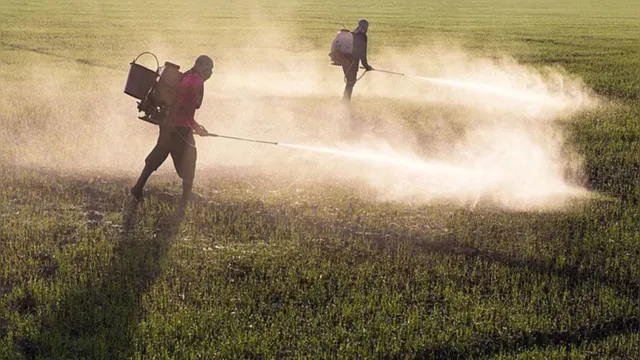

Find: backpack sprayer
124;52;183;125
329;24;353;67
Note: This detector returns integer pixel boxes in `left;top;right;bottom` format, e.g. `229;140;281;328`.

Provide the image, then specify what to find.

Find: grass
1;169;638;358
1;0;639;358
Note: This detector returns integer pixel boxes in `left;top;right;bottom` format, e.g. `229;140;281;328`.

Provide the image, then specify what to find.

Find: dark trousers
342;59;358;103
132;126;198;202
145;126;197;182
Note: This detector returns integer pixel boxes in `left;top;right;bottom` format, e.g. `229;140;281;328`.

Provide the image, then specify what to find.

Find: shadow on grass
400;236;640;299
23;200;184;359
414;315;640;359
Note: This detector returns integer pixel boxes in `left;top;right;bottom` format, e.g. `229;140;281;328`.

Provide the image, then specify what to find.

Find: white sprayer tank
331;29;353;56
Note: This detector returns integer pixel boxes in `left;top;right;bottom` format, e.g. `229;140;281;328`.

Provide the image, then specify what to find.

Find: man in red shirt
131;55;214;206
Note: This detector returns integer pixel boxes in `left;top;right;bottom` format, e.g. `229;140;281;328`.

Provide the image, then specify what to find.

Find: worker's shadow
32;199;184;359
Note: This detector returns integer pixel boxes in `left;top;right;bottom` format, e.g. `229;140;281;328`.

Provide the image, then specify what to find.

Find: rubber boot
131;164;153;200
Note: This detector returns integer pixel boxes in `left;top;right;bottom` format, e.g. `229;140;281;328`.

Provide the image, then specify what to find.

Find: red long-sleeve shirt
173;72;204;129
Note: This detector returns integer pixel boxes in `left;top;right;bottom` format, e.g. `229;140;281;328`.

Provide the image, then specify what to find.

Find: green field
1;0;639;358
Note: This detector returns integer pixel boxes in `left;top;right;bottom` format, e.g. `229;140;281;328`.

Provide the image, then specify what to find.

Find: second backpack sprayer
329;27;353;66
123;52;183;125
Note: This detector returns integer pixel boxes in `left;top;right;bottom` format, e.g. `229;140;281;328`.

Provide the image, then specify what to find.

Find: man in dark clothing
131;55;214;206
342;19;373;104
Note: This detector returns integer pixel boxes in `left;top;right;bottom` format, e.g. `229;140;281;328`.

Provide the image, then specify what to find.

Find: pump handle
132;52;160;71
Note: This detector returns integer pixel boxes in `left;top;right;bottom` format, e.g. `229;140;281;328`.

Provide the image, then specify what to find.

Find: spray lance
204;133;278;146
360;67;403;76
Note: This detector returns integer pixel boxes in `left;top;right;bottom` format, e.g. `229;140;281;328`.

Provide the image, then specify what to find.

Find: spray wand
206;133;278;146
360;66;404;76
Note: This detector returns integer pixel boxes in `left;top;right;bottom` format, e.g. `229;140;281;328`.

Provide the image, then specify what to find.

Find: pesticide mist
197;44;596;209
1;28;596;209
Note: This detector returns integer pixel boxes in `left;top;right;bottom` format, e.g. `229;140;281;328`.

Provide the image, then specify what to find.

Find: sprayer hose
343;60;369;85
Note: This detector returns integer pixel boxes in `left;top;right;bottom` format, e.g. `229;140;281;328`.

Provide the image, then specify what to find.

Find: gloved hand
196;125;209;136
364;65;373;71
